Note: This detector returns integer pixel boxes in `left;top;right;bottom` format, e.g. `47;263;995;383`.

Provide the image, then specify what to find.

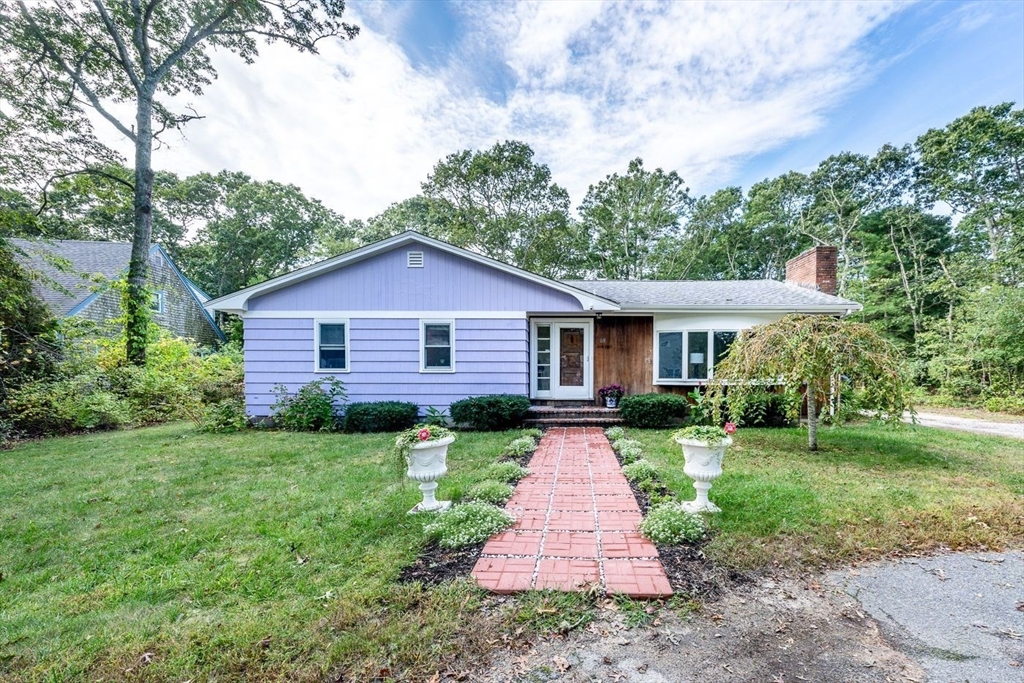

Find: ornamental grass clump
486;462;531;483
506;436;537;457
466;480;515;505
604;426;626;441
637;503;708;545
424;501;515;548
622;459;658;484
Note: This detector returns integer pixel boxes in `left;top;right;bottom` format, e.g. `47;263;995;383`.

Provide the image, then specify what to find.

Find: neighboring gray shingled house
12;239;224;347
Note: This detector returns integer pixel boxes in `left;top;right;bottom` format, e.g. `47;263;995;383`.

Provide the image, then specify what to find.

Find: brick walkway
472;427;672;598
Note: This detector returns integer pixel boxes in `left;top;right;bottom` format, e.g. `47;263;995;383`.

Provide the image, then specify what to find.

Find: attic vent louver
407;251;424;268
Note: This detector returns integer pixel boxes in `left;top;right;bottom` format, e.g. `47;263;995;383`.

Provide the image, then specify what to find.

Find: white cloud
115;0;908;220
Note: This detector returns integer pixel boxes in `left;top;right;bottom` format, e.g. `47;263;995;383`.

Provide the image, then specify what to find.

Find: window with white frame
421;320;454;371
150;290;165;314
316;320;349;371
656;329;738;382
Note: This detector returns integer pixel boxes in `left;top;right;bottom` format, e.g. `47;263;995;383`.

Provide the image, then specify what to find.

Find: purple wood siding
248;244;583;312
244;317;529;416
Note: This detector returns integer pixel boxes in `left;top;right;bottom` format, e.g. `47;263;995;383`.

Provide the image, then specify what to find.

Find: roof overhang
610;304;863;315
204;231;621;316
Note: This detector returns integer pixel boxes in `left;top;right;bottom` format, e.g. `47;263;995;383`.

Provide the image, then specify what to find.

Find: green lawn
633;424;1024;569
0;424;518;681
2;422;1022;681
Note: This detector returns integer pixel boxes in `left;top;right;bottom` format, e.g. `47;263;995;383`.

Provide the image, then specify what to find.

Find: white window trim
314;318;351;373
420;319;455;373
653;329;739;385
532;321;553;398
150;290;165;314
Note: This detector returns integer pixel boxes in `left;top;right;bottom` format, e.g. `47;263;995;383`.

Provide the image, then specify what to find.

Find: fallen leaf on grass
553;655;571;672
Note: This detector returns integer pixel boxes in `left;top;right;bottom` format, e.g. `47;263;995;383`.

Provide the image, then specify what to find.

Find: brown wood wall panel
593;316;654;403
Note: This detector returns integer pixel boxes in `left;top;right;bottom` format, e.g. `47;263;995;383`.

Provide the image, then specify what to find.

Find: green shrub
199;399;249;433
611;438;641;452
271;377;346;432
618;443;644;464
637;503;707;545
618;393;689;428
622;459;658;483
424;501;515;548
521;427;543;438
727;390;796;427
486;462;531;483
984;395;1024;415
465;480;515;505
344;401;420;433
506;436;537;457
6;371;130;434
449;394;531;430
604;426;625;441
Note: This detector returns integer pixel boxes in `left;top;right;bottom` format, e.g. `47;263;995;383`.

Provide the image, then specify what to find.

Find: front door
532;320;593;400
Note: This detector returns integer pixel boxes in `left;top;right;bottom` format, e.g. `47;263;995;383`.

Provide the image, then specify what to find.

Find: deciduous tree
707;315;909;451
0;0;358;363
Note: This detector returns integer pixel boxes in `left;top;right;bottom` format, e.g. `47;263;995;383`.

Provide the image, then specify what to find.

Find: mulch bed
611;440;749;599
398;539;484;586
656;541;749;600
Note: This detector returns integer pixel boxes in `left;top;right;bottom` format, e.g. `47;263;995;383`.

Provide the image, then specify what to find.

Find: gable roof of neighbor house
205;231;861;315
10;239;223;335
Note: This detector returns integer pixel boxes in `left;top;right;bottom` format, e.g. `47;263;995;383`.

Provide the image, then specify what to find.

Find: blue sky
157;0;1024;218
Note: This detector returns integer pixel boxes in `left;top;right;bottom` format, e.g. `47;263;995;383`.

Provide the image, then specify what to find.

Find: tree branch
35;167;135;216
14;1;137;142
92;0;142;91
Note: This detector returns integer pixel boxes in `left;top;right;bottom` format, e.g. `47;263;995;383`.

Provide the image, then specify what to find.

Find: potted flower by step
395;425;457;514
672;422;737;513
598;384;625;408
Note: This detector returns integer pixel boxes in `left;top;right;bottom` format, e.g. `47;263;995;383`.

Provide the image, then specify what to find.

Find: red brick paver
471;427;672;598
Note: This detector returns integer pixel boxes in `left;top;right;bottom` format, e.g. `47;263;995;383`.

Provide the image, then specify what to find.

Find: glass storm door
532;320;592;400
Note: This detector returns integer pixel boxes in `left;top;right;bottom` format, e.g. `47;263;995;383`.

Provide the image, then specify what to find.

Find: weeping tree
706;315;910;451
0;1;359;364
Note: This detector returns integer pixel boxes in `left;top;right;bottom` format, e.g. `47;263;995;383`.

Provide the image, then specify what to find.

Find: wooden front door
531;320;593;400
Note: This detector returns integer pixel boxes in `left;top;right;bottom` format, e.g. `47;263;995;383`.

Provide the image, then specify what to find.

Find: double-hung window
656;329;738;382
150;290;165;314
421;320;454;372
316;320;349;372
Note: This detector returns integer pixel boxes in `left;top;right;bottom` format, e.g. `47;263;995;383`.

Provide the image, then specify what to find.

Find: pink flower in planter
417;428;431;441
724;422;737;435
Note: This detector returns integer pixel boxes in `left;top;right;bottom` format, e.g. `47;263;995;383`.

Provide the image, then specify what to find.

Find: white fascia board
614;304;863;315
204;231;620;315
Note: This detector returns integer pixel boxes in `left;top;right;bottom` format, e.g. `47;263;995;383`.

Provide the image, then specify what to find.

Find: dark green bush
271;377;346;431
618;393;689;428
449;394;531;431
343;401;420;433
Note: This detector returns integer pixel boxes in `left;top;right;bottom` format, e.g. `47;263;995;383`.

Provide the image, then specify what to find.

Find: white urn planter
674;436;732;513
406;436;455;514
605;397;619;408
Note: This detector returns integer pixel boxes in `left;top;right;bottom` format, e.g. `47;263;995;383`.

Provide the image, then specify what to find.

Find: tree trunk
806;383;818;451
126;93;155;365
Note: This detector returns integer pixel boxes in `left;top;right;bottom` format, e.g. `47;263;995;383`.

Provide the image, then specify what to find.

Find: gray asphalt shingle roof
561;279;861;309
10;239;134;315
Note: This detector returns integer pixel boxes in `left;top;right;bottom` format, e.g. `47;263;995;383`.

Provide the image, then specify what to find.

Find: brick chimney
785;246;838;295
